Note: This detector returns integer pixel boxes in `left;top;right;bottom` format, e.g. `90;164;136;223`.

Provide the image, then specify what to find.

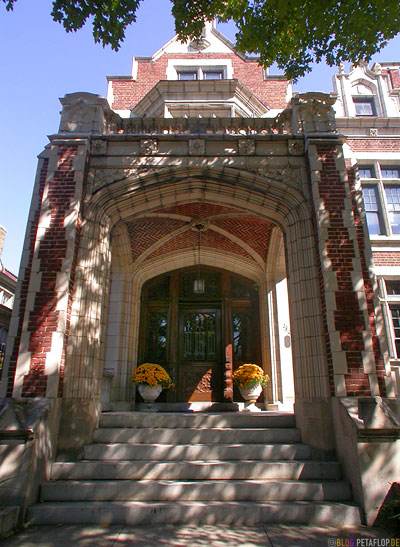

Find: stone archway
57;167;330;453
102;197;298;411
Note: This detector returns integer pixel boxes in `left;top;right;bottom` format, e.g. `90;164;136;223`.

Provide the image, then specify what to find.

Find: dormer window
203;71;224;80
178;71;198;81
353;97;376;116
167;59;233;82
177;68;225;81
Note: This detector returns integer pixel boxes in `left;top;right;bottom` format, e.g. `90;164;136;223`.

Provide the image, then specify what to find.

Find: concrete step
83;443;311;461
26;500;362;526
40;479;351;502
99;412;295;429
93;427;301;444
51;459;341;481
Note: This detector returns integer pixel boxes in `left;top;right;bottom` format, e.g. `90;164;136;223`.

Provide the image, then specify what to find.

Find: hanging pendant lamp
193;223;205;294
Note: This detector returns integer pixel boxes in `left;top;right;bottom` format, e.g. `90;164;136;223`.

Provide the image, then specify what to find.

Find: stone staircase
27;411;361;525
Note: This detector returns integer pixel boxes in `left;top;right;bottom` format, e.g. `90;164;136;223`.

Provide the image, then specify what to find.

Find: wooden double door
139;268;261;403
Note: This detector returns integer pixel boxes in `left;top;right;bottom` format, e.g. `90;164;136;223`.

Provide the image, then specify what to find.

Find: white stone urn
138;384;162;411
239;384;262;412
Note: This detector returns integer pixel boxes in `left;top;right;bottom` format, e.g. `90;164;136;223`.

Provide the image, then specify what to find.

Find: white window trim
360;160;400;237
378;278;400;360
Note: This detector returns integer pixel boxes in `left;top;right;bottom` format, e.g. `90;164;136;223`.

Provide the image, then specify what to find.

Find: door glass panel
232;312;252;362
147;312;168;362
183;312;216;361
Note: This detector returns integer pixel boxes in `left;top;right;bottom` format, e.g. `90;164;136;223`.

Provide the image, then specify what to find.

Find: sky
1;0;400;275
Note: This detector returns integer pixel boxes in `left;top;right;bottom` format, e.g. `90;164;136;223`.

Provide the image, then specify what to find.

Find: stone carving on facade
291;93;337;134
140;139;158;155
59;92;110;134
107;117;288;136
88;167;149;193
189;139;205;155
273;108;292;134
189;38;210;51
369;128;379;136
91;140;107;155
287;139;304;156
372;62;382;74
251;167;302;189
238;138;255;155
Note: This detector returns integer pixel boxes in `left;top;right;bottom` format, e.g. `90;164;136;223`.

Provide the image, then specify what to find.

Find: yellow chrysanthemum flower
232;363;270;388
132;363;174;389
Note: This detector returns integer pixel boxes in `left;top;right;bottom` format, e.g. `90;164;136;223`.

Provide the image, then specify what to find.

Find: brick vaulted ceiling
126;203;273;265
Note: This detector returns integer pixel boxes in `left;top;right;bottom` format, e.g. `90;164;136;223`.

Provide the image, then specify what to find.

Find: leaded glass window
183;312;216;361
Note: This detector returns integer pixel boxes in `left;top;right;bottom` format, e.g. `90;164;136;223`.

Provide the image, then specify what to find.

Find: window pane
381;167;400;179
354;98;375;116
386;281;400;295
365;212;381;234
390;305;400;358
178;71;197;80
147;312;168;362
362;186;382;234
358;166;375;178
204;71;223;80
232;313;252;362
385;186;400;233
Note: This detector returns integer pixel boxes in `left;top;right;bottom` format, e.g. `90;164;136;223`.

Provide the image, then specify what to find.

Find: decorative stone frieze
140;139;158;155
238;138;255;155
88;167;148;193
288;139;304;156
252;167;302;189
91;139;107;155
189;139;205;155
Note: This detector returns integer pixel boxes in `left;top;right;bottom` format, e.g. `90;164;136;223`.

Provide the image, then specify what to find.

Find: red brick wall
373;252;400;266
320;145;369;395
312;145;386;396
21;147;78;396
11;146;85;398
110;53;288;111
347;139;400;153
388;68;400;90
5;158;48;397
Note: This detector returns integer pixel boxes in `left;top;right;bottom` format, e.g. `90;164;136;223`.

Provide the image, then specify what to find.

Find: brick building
0;22;399;527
